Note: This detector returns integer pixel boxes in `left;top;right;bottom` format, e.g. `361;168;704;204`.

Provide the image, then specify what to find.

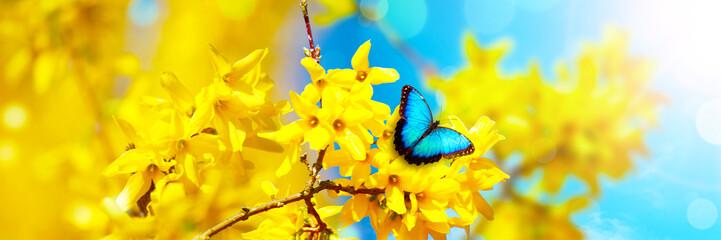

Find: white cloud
579;211;638;240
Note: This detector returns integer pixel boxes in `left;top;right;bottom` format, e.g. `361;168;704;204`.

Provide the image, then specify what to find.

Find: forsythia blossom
264;40;509;239
102;39;510;239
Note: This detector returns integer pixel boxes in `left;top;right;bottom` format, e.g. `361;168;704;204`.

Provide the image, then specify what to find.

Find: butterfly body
394;85;475;165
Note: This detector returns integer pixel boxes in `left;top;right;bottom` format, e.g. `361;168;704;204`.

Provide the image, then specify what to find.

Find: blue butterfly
394;85;475;165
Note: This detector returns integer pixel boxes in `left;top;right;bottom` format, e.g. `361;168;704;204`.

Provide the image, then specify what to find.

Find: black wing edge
394;118;408;154
404;153;443;166
399;85;413;119
399;85;434;122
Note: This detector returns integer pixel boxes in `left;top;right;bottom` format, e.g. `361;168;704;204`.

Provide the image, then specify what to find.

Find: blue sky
314;0;721;239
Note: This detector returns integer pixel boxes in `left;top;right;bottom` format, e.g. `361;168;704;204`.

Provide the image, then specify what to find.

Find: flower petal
160;72;194;111
447;115;469;134
184;154;200;187
429;178;460;197
276;142;300;177
209;44;231;77
351;163;371;188
301;57;326;81
275;152;293;177
472;191;494;220
260;121;307;143
386;186;406;214
229;48;268;80
425;221;450;234
367;67;399;85
300;83;322;104
318;205;343;220
261;180;279;197
228;123;246;152
104;150;151;176
409;193;418;214
306;125;333;150
351;195;369;221
419;203;447;223
189;90;216;134
289;91;318;119
114;117;142;144
336;128;366;160
326;69;358;88
402;211;417;230
187;134;221;156
115;172;152;211
352;40;371;71
321;86;349;109
341;106;373;126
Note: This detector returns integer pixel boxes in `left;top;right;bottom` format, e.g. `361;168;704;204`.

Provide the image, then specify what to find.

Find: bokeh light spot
72;205;93;226
128;0;159;26
219;0;255;20
687;198;718;230
4;105;27;129
382;0;427;39
696;99;721;145
0;144;15;162
464;0;515;35
360;0;389;21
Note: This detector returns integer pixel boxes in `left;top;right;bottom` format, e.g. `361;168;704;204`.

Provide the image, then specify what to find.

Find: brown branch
302;147;328;238
304;198;327;239
193;178;384;240
301;0;321;63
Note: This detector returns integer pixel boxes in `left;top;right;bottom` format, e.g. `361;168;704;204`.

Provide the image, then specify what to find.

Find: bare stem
300;0;321;63
301;146;328;238
193;178;384;240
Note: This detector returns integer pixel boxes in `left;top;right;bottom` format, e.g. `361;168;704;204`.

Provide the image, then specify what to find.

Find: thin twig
302;146;328;238
304;197;327;238
193;178;384;239
300;0;321;63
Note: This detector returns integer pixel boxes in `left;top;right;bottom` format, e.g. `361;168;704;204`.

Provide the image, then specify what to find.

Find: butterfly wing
394;85;434;154
405;127;475;165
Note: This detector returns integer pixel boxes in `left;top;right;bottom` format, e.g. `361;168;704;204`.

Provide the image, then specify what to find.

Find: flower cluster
100;39;509;239
104;46;296;238
430;28;660;239
261;41;509;239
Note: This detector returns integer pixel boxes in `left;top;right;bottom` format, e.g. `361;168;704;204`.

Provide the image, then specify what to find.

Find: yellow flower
431;31;658;197
262;90;333;150
265;86;373;159
324;148;390;188
447;116;506;159
326;40;400;88
106;102;221;212
449;157;509;223
407;177;459;223
366;159;418;215
376;107;401;158
104;118;181;213
298;56;360;104
160;72;196;117
347;83;391;136
337;193;380;227
320;87;375;159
